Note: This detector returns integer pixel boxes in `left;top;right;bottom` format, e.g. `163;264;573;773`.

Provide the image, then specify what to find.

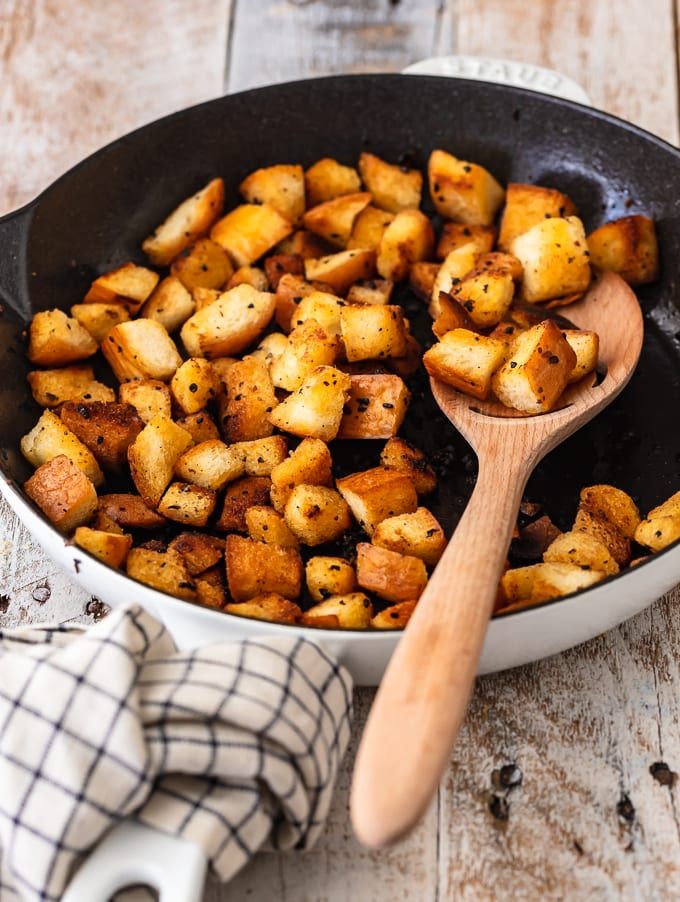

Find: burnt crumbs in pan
17;149;679;628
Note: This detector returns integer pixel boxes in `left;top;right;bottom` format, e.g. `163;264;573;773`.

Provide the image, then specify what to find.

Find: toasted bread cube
226;535;302;601
587;214;658;286
211;203;293;267
561;329;599;384
118;380;171;423
240;164;305;226
340;305;408;362
269;366;351;441
376;210;435;282
634;516;680;552
371;600;417;630
210;357;239;385
291;291;345;338
356;543;427;603
270;438;333;512
305;556;357;602
250;332;289;368
436;223;496;260
175;412;220;444
579;485;640;539
347;206;395;251
226;266;270;292
126;548;196;600
274;229;331;261
192;286;220;310
647;490;680;520
84;263;159;311
142;178;225;266
358;152;422;213
409;261;440;303
70;303;130;344
60;401;143;472
274;274;323;332
423;329;506;401
372;507;445;566
21;410;104;487
168;532;224;575
500;564;539;603
170;358;216;415
429;243;480;317
157;482;216;526
476;251;523;282
233;435;288;477
510;216;591;303
380;438;436;496
303;192;372;248
271;320;340;391
226;594;303;624
92;513;133;535
491;320;576;413
245;506;299;547
432;291;476;338
216;476;271;532
127;414;193;507
498;183;578;250
264;253;305;290
27;367;115;408
530;562;605;603
336;466;418;535
175;439;244;490
74;527;132;568
305;249;377;295
170;238;233;291
180;284;275;359
28;309;98;366
451;269;514;328
283;485;352;546
346;278;394;306
195;566;228;609
543;530;619;575
103;320;182;382
303;593;372;629
97;493;166;528
220;356;277;442
338;374;409;439
305;157;361;206
428;150;504;225
24;455;97;533
573;507;630;566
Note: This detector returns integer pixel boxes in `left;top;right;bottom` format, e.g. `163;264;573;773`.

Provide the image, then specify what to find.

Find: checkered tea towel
0;604;353;902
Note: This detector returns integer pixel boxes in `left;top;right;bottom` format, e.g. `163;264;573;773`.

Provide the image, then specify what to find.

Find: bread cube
379;438;436;496
283;485;352;546
476;251;523;282
428;150;505;225
340;305;408;361
84;263;159;311
180;284;275;359
488;322;525;350
358;152;422;213
346;278;393;306
372;507;446;566
269;366;351;441
226;266;270;292
409;261;440;303
245;506;299;547
21;409;104;487
305;556;357;602
423;329;506;401
270;438;333;512
234;435;288;477
429;243;480;317
226;535;302;601
543;530;619;575
60;401;143;472
338;374;409;439
226;594;303;625
587;215;658;286
498;183;577;250
305;157;361;206
92;512;128;535
24;455;97;533
264;253;305;290
431;291;476;338
126;548;197;600
274;274;322;332
74;527;132;568
347;206;395;251
305;249;377;294
451;268;514;328
291;290;345;337
437;223;496;260
240;164;305;226
573;506;630;566
103;320;182;382
27;367;115;408
175;411;220;444
97;493;167;528
168;532;224;575
510;216;591;303
28;309;98;366
647;490;680;521
216;476;271;532
562;330;599;383
250;332;289;368
302;593;373;629
336;466;418;535
211;203;293;266
371;600;417;630
175;439;244;490
127;414;193;507
157;482;216;526
303;192;372;248
274;229;330;261
170;358;216;415
118;379;171;423
195;566;228;609
491;320;576;413
70;303;130;344
634;516;680;552
271;320;340;391
356;543;427;602
376;210;435;282
170;238;233;291
530;562;605;603
219;356;277;441
578;485;640;539
142;178;225;266
210;357;239;386
192;286;220;310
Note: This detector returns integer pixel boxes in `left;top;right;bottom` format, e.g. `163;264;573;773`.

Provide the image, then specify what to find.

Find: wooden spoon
351;271;644;848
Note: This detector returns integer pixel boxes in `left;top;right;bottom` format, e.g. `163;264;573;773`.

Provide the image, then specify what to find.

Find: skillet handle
402;55;592;106
0;202;34;314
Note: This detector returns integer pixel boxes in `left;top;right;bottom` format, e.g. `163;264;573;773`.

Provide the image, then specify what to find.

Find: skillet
1;73;680;686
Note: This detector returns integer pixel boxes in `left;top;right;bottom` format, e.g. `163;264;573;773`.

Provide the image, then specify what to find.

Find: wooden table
2;2;680;898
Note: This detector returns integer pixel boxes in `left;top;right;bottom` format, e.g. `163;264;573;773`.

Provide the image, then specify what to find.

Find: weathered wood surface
1;1;680;899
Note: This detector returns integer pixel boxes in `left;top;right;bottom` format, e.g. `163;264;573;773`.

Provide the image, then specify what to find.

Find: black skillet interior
0;73;679;575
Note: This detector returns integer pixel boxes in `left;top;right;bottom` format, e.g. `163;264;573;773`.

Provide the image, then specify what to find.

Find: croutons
346;278;393;306
157;482;217;526
24;455;97;533
126;548;196;600
102;320;182;382
371;600;417;630
303;192;372;248
240;164;306;226
635;516;680;552
245;506;299;547
74;527;132;569
195;566;228;609
234;435;288;477
216;476;271;532
358;152;422;213
450;268;514;328
168;532;224;575
84;263;159;311
500;562;604;607
437;223;496;260
302;593;373;629
170;358;216;415
226;266;270;292
491;320;577;413
428;149;505;226
356;543;427;602
250;332;289;368
304;158;361;206
340;305;408;361
379;438;437;495
127;414;193;507
563;330;600;383
225;535;302;601
573;507;631;567
97;493;167;528
304;249;377;295
269;366;351;441
270;320;340;391
336;466;418;535
431;291;476;338
429;243;480;317
587;215;659;286
274;230;330;261
118;379;172;423
376;210;435;282
338;374;410;439
180;285;275;359
142;178;225;266
21;409;104;487
423;329;506;401
28;309;98;366
264;253;305;290
543;530;619;575
274;273;323;332
291;291;345;337
510;216;591;303
27;367;115;409
283;485;352;545
409;261;440;303
211;203;293;266
578;485;641;540
60;401;143;472
226;594;303;625
175;411;221;444
372;507;446;566
170;238;233;291
498;183;577;250
70;303;131;344
647;490;680;521
219;356;277;442
305;556;357;602
270;438;333;512
347;207;395;251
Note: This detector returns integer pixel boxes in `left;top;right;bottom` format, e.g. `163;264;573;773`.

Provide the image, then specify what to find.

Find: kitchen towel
0;604;353;902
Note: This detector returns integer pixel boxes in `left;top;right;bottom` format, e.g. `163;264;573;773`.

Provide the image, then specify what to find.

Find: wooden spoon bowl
351;271;644;849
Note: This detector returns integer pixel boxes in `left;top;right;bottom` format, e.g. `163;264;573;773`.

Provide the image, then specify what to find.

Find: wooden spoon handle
351;454;531;848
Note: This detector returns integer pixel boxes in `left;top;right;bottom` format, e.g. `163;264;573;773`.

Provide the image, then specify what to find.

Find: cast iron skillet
1;73;680;656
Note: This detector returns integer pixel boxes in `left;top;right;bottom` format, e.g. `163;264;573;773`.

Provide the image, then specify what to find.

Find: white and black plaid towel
0;604;353;902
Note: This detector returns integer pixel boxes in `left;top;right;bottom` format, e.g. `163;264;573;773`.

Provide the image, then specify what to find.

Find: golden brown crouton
563;330;599;383
170;358;216;415
126;548;197;600
579;485;640;539
304;249;377;295
336;466;418;535
371;600;417;630
283;485;352;546
347;206;395;251
423;328;506;401
345;278;394;306
271;320;340;391
97;493;167;528
225;535;303;601
302;593;373;629
290;291;345;338
264;253;305;290
245;506;299;547
21;409;104;487
175;411;220;444
170;238;233;291
219;356;277;442
168;532;224;575
428;150;505;225
180;284;275;359
543;530;619;575
476;251;524;282
269;366;351;441
436;223;496;260
356;542;427;602
305;157;361;206
127;414;193;507
211;203;293;266
303;192;372;248
234;435;288;477
305;556;357;602
450;268;514;328
274;274;324;332
103;320;182;382
226;594;303;625
142;178;225;266
510;216;591;303
175;439;244;490
60;401;143;472
28;309;98;366
379;438;437;496
226;266;270;292
84;263;159;311
573;507;631;567
194;566;228;609
500;562;604;607
27;367;115;409
372;507;446;566
431;291;476;338
358;152;422;213
239;164;305;226
498;182;577;250
157;482;217;526
429;243;480;317
408;261;440;303
24;455;97;533
70;303;130;344
216;476;271;532
338;374;410;439
647;490;680;520
340;305;408;361
250;332;290;368
274;230;331;261
270;438;333;512
74;527;132;569
634;516;680;552
376;210;435;282
586;214;658;286
118;379;172;423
